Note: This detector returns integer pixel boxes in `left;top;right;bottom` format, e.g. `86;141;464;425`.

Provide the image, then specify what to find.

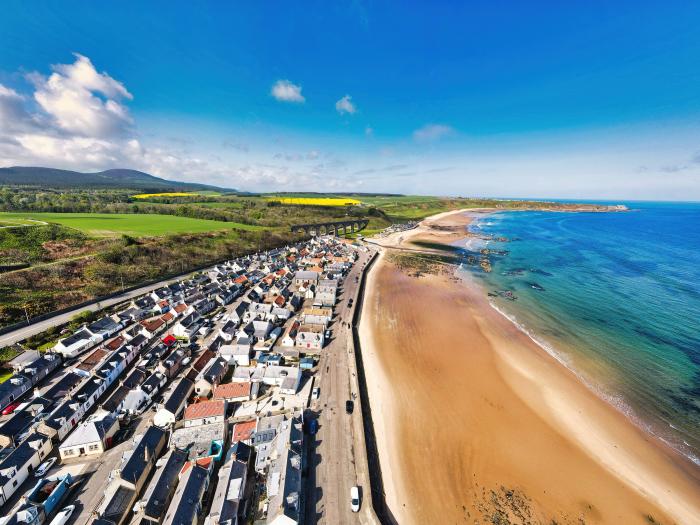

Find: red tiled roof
158;300;169;308
234;275;248;284
184;399;225;420
105;336;125;351
232;419;256;442
174;303;188;314
140;318;165;332
161;312;174;322
274;295;286;307
213;382;251;400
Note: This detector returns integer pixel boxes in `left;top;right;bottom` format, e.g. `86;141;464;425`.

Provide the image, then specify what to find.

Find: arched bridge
291;218;369;237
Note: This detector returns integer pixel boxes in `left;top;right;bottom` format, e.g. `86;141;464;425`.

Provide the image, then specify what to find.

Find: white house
220;344;251;367
59;412;119;460
295;325;325;351
0;432;52;505
263;366;302;395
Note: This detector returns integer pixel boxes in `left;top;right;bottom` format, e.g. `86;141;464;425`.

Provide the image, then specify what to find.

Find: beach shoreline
359;209;700;525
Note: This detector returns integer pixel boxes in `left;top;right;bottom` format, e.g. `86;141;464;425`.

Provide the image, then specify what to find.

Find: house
245;319;273;340
0;432;52;505
87;316;123;340
0;374;31;412
213;382;252;404
154;378;194;428
172;312;202;340
301;307;333;327
118;425;168;492
219;344;251;367
135;448;189;524
59;412;119;460
263;366;302;395
232;420;257;445
0;396;52;448
93;426;168;525
280;321;300;348
229;301;250;326
7;350;41;372
184;399;226;428
295;324;325;351
205;442;255;525
161;464;211;525
53;329;96;358
139;317;166;339
263;417;303;525
293;270;319;287
195;358;229;397
218;320;238;342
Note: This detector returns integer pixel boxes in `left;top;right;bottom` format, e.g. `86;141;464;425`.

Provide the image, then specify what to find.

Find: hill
0;166;236;192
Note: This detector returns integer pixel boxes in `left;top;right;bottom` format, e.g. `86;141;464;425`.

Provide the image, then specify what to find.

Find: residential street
0;268;209;348
303;248;377;525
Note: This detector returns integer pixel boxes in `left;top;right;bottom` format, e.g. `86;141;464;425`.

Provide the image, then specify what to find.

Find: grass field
0;217;45;227
0;212;264;237
267;196;361;206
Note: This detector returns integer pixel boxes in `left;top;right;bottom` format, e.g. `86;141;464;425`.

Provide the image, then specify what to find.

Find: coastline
359;209;700;525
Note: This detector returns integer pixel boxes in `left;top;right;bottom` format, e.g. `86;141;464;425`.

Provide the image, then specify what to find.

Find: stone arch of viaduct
291;218;369;237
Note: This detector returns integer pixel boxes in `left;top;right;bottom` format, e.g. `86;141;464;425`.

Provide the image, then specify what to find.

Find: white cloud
365;126;374;136
335;94;356;115
271;80;305;103
32;53;133;138
413;123;454;142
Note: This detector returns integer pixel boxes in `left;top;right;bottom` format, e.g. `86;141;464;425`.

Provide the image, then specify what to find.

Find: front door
79;447;85;455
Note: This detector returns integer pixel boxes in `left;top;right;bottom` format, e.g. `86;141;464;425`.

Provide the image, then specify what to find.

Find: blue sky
1;1;699;199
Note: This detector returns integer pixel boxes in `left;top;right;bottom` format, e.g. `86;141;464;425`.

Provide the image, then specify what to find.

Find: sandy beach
359;210;700;525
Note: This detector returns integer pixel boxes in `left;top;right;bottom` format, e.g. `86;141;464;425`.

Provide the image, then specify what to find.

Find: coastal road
0;268;206;349
304;248;378;525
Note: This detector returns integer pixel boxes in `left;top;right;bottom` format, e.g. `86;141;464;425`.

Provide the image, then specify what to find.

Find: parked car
350;486;361;512
345;400;354;414
309;419;319;435
325;329;331;340
2;401;20;415
312;387;320;400
49;505;75;525
35;457;56;477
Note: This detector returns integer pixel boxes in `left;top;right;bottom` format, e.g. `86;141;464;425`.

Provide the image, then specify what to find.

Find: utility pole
23;305;30;325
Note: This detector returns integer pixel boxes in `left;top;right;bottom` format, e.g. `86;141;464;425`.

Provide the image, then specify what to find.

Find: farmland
266;196;361;206
0;212;264;237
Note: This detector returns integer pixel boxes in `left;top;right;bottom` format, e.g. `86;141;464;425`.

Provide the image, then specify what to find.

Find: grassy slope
0;212;264;237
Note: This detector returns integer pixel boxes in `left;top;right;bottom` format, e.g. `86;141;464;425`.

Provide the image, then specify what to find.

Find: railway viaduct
291;218;369;236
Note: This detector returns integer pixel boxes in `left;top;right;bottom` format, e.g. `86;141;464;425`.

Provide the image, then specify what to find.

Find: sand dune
359;211;700;525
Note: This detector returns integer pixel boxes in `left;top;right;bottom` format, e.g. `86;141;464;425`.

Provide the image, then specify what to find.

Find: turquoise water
462;202;700;464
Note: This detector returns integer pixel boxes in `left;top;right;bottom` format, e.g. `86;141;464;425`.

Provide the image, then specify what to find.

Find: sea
461;202;700;465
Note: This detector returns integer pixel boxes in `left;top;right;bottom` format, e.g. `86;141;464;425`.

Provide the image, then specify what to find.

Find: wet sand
359;210;700;525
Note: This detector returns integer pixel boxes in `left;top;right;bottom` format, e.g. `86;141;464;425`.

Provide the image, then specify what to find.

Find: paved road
304;249;378;525
0;270;200;349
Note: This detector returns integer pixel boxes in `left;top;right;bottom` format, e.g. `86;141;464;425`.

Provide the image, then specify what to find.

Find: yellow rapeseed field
132;192;193;199
268;197;361;206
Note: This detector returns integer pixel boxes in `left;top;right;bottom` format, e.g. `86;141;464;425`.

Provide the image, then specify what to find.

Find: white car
34;457;56;477
311;387;320;400
49;505;75;525
350;486;361;512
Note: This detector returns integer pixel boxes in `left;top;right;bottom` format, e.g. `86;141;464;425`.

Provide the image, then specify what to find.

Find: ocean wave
487;298;700;467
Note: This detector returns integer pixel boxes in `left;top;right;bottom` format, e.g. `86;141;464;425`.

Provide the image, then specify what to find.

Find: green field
0;217;45;227
0;212;265;237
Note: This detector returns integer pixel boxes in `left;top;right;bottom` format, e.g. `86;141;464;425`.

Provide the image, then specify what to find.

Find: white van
350;486;360;512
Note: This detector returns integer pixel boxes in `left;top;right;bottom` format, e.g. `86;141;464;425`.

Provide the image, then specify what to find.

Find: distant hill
0;166;237;192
